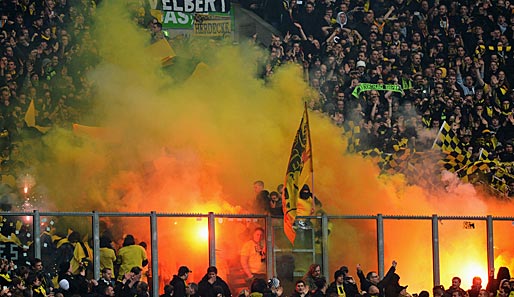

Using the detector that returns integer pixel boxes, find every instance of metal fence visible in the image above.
[1,211,513,297]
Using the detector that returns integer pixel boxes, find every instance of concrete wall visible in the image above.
[232,3,281,48]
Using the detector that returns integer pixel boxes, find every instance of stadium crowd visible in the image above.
[0,0,513,295]
[0,0,511,211]
[245,0,514,196]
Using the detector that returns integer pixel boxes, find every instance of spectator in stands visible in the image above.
[303,264,323,293]
[445,277,466,297]
[69,231,92,275]
[99,235,116,272]
[468,277,482,297]
[27,272,46,297]
[292,279,311,297]
[96,267,115,294]
[187,282,199,297]
[339,266,359,297]
[240,227,266,282]
[327,270,345,297]
[384,272,408,297]
[30,258,53,293]
[198,266,231,297]
[253,180,270,213]
[116,234,148,281]
[115,266,144,297]
[170,266,192,297]
[357,261,397,297]
[312,277,328,297]
[268,191,283,216]
[160,284,174,297]
[57,261,89,297]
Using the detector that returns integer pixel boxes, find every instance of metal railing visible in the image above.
[2,211,512,297]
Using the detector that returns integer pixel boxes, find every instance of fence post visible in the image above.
[377,214,384,279]
[92,211,100,280]
[432,214,440,286]
[322,213,329,279]
[266,215,273,278]
[208,212,216,267]
[33,210,41,259]
[486,215,494,278]
[150,211,159,297]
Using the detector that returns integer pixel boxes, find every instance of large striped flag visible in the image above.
[282,104,312,244]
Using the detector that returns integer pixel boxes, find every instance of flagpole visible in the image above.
[478,148,484,160]
[304,102,315,213]
[431,121,447,150]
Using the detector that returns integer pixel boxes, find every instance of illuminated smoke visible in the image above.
[18,0,514,293]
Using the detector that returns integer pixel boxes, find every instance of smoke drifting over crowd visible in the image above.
[19,1,514,293]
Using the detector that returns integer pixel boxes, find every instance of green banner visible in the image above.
[151,8,233,30]
[162,11,195,29]
[351,83,403,98]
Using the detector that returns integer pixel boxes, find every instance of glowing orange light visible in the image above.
[460,261,488,288]
[24,186,28,194]
[198,225,209,241]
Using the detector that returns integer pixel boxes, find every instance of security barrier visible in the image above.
[0,211,512,297]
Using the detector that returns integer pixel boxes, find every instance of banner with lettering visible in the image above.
[193,18,231,37]
[161,0,230,13]
[351,83,404,98]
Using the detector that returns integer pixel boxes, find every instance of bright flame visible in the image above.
[198,226,209,241]
[460,261,488,289]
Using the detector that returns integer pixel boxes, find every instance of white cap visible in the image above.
[356,60,366,68]
[59,279,70,291]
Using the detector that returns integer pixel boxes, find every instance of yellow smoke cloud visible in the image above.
[19,0,514,293]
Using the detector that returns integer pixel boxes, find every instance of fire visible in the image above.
[198,225,209,241]
[459,261,488,289]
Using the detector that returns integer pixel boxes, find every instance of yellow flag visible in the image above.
[72,123,120,142]
[145,38,176,66]
[187,62,210,82]
[24,100,51,133]
[282,105,312,244]
[24,99,36,127]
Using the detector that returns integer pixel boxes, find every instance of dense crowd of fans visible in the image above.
[244,0,514,196]
[0,217,513,297]
[267,262,514,297]
[0,0,512,205]
[0,0,513,295]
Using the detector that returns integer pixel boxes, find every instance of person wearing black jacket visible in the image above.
[198,266,231,297]
[115,266,143,297]
[56,261,89,297]
[170,266,192,297]
[356,261,398,297]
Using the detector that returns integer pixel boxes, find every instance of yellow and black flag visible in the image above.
[433,121,464,154]
[282,104,312,244]
[439,150,472,173]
